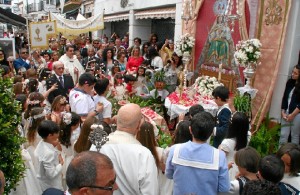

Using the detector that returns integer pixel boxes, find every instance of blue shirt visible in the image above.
[166,141,230,195]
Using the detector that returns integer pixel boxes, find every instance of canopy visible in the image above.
[135,7,176,20]
[0,8,26,27]
[50,13,104,36]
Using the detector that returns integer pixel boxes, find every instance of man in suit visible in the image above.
[82,46,101,69]
[13,48,31,72]
[46,61,74,104]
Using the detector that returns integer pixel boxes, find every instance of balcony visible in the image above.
[63,0,81,13]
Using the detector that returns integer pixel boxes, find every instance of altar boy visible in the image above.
[212,86,231,148]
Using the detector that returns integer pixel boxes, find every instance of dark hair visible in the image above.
[276,143,298,158]
[293,64,300,100]
[149,33,158,43]
[276,143,300,176]
[173,120,192,144]
[66,151,114,192]
[142,42,150,56]
[190,112,215,141]
[212,86,229,101]
[124,74,137,83]
[286,147,300,176]
[59,112,81,147]
[38,120,60,139]
[258,155,284,183]
[94,78,110,95]
[227,112,249,151]
[136,66,146,77]
[66,45,75,52]
[189,104,204,118]
[15,94,27,112]
[38,68,51,82]
[147,46,159,59]
[134,37,141,45]
[136,121,160,167]
[102,47,114,61]
[78,73,97,86]
[242,180,281,195]
[27,78,39,93]
[235,146,260,173]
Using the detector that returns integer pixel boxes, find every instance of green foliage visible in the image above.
[157,127,172,149]
[249,113,281,157]
[0,75,25,194]
[154,70,165,82]
[127,95,164,116]
[233,92,251,116]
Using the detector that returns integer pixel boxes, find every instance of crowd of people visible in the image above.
[0,32,299,195]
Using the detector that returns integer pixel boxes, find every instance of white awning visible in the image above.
[104,13,129,22]
[135,7,176,20]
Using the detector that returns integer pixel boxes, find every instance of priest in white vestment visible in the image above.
[59,45,84,84]
[90,103,159,195]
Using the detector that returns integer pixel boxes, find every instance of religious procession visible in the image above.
[0,0,299,194]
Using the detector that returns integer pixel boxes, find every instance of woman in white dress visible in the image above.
[59,112,81,190]
[219,112,250,180]
[137,121,173,195]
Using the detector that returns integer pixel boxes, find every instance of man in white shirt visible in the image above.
[90,103,159,195]
[69,73,102,120]
[59,45,84,84]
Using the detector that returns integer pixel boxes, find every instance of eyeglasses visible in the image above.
[21,52,28,54]
[80,175,116,191]
[93,42,100,44]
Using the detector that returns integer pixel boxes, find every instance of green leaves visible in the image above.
[0,75,25,194]
[249,113,281,157]
[233,92,252,117]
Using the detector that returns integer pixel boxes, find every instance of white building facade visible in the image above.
[93,0,183,46]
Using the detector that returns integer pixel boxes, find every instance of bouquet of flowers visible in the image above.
[175,33,195,56]
[194,76,223,98]
[234,38,262,67]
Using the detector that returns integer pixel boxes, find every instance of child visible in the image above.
[113,73,126,100]
[124,74,137,97]
[135,66,148,95]
[34,120,64,192]
[212,86,231,148]
[59,112,81,190]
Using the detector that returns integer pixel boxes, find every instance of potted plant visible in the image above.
[233,92,252,117]
[0,72,25,194]
[154,70,165,90]
[249,113,281,157]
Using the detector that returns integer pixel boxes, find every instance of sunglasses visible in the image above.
[21,52,28,54]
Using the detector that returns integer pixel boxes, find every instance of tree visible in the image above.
[0,73,25,194]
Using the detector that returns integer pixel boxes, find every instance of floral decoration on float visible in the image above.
[234,38,262,68]
[175,33,195,57]
[193,76,223,99]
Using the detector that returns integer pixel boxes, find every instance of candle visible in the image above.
[218,64,222,81]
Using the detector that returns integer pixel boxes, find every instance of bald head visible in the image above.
[117,103,142,134]
[66,151,113,192]
[0,170,5,195]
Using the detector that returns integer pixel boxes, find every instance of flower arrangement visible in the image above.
[234,38,262,67]
[194,76,223,98]
[175,33,195,56]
